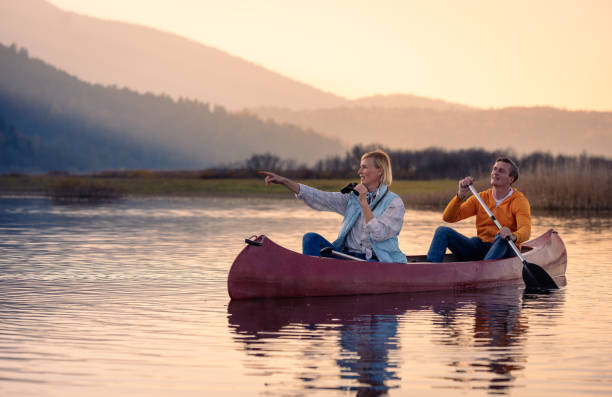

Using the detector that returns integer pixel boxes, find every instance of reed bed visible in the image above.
[399,163,612,211]
[517,163,611,210]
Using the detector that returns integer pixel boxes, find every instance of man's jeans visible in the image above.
[302,232,375,261]
[426,226,513,262]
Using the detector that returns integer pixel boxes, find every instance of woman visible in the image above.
[260,149,406,263]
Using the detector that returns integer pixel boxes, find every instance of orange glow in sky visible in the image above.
[47,0,612,110]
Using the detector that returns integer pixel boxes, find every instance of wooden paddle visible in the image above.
[468,184,559,290]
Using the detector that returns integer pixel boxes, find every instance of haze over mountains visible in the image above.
[0,1,484,111]
[248,106,612,156]
[1,0,611,170]
[0,44,341,172]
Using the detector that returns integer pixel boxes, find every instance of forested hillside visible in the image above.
[0,44,342,173]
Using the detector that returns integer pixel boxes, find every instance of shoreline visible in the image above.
[1,191,609,219]
[1,175,610,213]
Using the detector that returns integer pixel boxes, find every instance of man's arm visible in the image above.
[442,176,479,222]
[512,196,531,243]
[442,194,479,223]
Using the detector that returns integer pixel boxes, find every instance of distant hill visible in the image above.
[247,106,612,157]
[0,44,342,173]
[0,0,348,110]
[349,94,474,111]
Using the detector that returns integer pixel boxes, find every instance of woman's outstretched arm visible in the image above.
[258,171,300,194]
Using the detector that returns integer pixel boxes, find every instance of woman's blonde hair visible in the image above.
[362,149,393,186]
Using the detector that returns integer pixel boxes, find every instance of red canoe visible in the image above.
[227,229,567,300]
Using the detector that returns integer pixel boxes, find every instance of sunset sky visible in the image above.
[47,0,611,111]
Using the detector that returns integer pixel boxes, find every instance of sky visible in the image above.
[47,0,612,111]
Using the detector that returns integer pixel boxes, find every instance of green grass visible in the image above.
[0,174,48,194]
[1,172,610,211]
[0,175,454,199]
[0,174,467,210]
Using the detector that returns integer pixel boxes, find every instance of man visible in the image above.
[426,158,530,262]
[260,149,406,263]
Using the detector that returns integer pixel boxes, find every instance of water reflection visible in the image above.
[228,286,566,395]
[431,287,564,394]
[473,297,527,393]
[228,293,404,395]
[336,313,399,396]
[432,288,527,394]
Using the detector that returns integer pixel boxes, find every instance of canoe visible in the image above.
[227,229,567,300]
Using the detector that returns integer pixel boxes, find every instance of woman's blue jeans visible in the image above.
[302,232,375,261]
[426,226,512,262]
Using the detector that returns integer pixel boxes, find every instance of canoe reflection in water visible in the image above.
[227,285,565,395]
[228,292,403,396]
[430,286,564,393]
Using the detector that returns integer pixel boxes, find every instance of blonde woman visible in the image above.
[260,150,406,263]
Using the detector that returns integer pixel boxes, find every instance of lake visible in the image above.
[0,197,611,396]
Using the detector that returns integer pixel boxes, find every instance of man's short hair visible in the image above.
[496,157,519,184]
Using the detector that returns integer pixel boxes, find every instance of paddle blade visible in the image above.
[522,261,559,290]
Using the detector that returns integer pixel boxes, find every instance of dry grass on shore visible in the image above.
[517,164,611,210]
[400,163,611,211]
[46,177,125,202]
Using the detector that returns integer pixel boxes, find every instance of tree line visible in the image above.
[203,144,612,180]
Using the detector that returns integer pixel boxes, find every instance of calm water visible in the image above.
[0,197,611,396]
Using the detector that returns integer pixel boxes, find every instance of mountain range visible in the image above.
[0,44,341,172]
[247,106,612,156]
[1,0,610,171]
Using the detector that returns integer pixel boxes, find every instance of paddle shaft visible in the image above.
[467,184,525,262]
[319,246,367,261]
[329,250,367,261]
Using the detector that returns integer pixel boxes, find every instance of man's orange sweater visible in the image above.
[442,188,531,248]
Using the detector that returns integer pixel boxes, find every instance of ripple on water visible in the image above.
[0,197,611,396]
